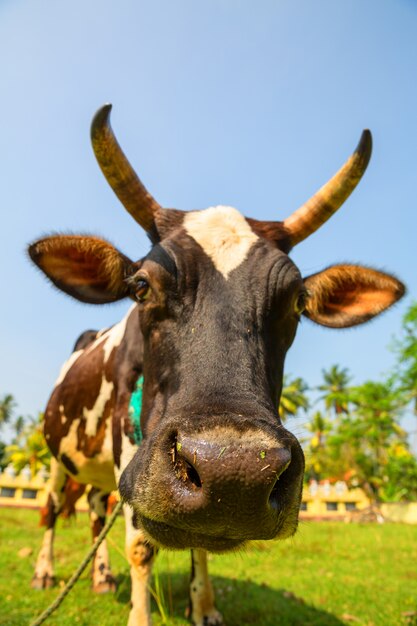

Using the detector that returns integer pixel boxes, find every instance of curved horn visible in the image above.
[91,104,161,233]
[283,130,372,246]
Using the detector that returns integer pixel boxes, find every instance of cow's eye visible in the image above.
[295,291,307,316]
[135,279,151,303]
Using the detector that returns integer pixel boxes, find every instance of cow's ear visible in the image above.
[302,264,405,328]
[28,235,135,304]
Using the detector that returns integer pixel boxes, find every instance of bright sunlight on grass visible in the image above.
[1,508,416,626]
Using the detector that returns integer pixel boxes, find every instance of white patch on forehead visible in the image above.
[184,205,258,278]
[83,376,114,437]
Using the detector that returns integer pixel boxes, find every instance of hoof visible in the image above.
[92,576,117,594]
[189,610,224,626]
[31,574,56,590]
[201,613,224,626]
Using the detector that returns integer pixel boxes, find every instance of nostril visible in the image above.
[170,437,202,490]
[184,460,202,488]
[268,478,281,512]
[268,452,291,512]
[174,456,202,489]
[170,433,202,490]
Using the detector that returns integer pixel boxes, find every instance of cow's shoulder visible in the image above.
[44,305,141,461]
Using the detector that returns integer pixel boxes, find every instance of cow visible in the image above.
[28,104,405,626]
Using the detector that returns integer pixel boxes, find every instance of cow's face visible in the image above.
[132,207,304,417]
[28,105,405,551]
[122,210,306,550]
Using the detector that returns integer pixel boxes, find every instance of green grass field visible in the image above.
[1,508,416,626]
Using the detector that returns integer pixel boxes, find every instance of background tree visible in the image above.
[279,375,309,422]
[318,365,352,417]
[379,441,417,502]
[0,394,17,470]
[324,380,416,503]
[0,441,7,471]
[0,394,16,430]
[304,411,333,482]
[391,301,417,449]
[13,415,26,438]
[6,413,50,477]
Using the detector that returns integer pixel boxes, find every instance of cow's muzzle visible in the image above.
[119,417,304,551]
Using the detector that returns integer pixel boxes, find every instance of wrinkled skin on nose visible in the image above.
[119,417,304,552]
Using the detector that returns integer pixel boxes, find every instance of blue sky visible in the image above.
[1,1,416,439]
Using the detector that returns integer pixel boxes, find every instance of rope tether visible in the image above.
[30,500,123,626]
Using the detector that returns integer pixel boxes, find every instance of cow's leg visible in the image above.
[115,412,157,626]
[124,504,156,626]
[88,487,117,593]
[188,549,223,626]
[31,458,67,589]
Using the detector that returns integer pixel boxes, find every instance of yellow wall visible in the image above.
[380,502,417,524]
[0,468,89,512]
[301,481,370,519]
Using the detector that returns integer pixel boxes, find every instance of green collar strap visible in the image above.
[128,375,144,445]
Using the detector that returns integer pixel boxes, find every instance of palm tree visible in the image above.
[6,413,50,477]
[391,301,417,449]
[304,410,332,481]
[329,380,406,504]
[279,375,309,422]
[0,394,16,430]
[306,410,331,448]
[13,415,26,437]
[318,365,352,416]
